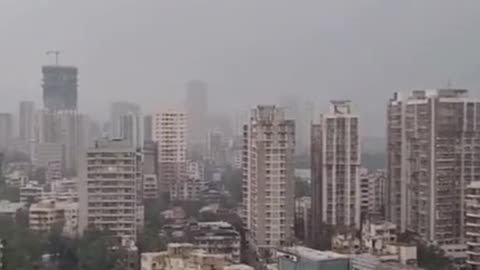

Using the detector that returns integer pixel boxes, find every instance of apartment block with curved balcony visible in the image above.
[466,182,480,269]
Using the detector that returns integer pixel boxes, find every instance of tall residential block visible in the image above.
[110,101,142,147]
[79,139,142,241]
[34,109,88,174]
[466,181,480,269]
[42,65,78,111]
[143,141,159,200]
[0,113,13,151]
[57,111,89,174]
[386,89,480,245]
[19,101,35,144]
[242,105,295,249]
[185,80,208,153]
[206,130,226,166]
[152,109,187,198]
[311,100,360,244]
[144,114,153,142]
[359,169,386,220]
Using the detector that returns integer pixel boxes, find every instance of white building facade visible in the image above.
[387,89,480,245]
[79,139,142,241]
[242,105,295,249]
[152,109,187,199]
[311,100,361,238]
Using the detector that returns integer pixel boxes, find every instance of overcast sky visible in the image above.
[1,0,479,136]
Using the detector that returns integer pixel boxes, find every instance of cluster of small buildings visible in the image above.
[141,243,252,270]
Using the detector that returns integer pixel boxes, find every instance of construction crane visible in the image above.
[46,50,60,65]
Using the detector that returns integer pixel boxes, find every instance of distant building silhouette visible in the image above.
[0,113,13,152]
[185,80,208,155]
[109,101,142,147]
[42,65,78,111]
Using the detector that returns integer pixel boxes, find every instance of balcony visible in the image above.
[467,212,480,218]
[467,260,480,266]
[467,250,480,256]
[467,231,480,236]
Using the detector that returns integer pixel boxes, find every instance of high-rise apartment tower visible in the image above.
[311,100,361,246]
[242,105,295,250]
[386,89,480,245]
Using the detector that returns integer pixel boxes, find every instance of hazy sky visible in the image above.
[1,0,479,135]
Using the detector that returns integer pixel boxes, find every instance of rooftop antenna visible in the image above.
[46,50,60,65]
[447,79,452,89]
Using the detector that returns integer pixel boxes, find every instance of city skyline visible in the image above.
[1,2,480,270]
[2,1,480,136]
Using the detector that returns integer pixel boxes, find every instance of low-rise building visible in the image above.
[161,207,186,222]
[440,244,467,270]
[20,182,43,204]
[351,253,421,270]
[5,171,28,188]
[223,265,254,270]
[62,202,79,237]
[276,246,349,270]
[140,243,230,270]
[191,221,241,263]
[362,220,397,253]
[332,230,361,254]
[115,239,139,270]
[29,200,65,232]
[0,200,25,220]
[29,200,78,235]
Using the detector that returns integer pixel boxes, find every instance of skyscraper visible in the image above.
[466,181,480,269]
[119,114,139,148]
[142,141,159,200]
[34,109,88,174]
[42,65,78,111]
[79,139,142,241]
[206,130,226,166]
[19,101,35,144]
[185,80,208,154]
[143,114,152,142]
[152,109,187,198]
[311,100,361,243]
[0,113,13,151]
[280,96,315,155]
[110,102,142,147]
[242,105,295,250]
[386,89,480,245]
[57,111,89,174]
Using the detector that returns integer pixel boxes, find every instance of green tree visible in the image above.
[0,217,44,270]
[417,244,451,270]
[138,197,168,253]
[77,230,125,270]
[0,185,20,202]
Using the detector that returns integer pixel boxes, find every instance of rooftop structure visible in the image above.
[141,243,230,270]
[0,200,25,219]
[276,246,349,270]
